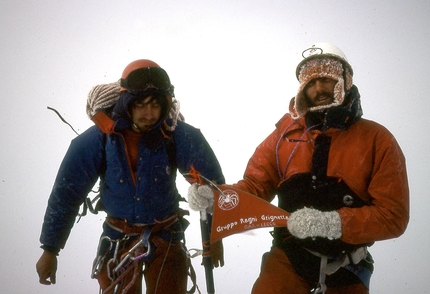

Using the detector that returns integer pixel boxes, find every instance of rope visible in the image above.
[153,237,173,294]
[276,122,320,180]
[164,97,185,132]
[86,81,121,118]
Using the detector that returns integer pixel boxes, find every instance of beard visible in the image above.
[312,92,334,106]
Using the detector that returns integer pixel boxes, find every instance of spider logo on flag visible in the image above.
[218,190,239,211]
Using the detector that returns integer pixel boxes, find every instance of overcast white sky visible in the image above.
[1,0,429,293]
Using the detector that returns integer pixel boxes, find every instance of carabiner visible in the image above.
[187,248,203,258]
[312,283,327,294]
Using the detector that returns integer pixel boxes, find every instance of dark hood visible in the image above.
[305,85,363,132]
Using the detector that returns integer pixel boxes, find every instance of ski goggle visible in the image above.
[120,67,171,93]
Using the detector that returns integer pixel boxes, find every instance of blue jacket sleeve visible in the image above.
[39,126,105,251]
[174,121,225,185]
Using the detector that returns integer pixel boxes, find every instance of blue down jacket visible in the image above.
[40,118,225,251]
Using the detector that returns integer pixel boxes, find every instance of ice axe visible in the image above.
[199,211,215,294]
[185,167,224,294]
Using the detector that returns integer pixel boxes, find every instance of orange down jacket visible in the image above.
[234,112,409,246]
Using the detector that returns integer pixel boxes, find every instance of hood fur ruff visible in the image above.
[290,58,353,119]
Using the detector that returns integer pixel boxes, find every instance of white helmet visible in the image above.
[296,42,353,79]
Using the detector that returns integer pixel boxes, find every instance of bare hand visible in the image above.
[36,250,58,285]
[211,240,225,268]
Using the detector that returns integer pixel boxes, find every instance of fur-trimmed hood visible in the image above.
[289,85,363,132]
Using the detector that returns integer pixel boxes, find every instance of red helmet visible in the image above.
[119,59,173,125]
[119,59,172,95]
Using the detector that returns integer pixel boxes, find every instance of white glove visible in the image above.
[187,183,214,213]
[287,207,342,240]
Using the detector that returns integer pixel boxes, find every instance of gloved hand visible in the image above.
[211,239,225,268]
[287,207,342,240]
[187,183,214,213]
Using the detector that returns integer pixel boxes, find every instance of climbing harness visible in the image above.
[92,212,201,294]
[308,246,368,294]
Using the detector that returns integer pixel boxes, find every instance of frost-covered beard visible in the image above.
[290,58,353,119]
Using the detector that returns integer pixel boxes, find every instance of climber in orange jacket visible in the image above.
[188,42,409,294]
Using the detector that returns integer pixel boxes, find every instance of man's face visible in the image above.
[304,77,337,107]
[130,96,162,132]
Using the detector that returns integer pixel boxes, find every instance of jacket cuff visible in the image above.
[40,245,60,256]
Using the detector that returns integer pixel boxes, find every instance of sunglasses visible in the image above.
[120,67,171,93]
